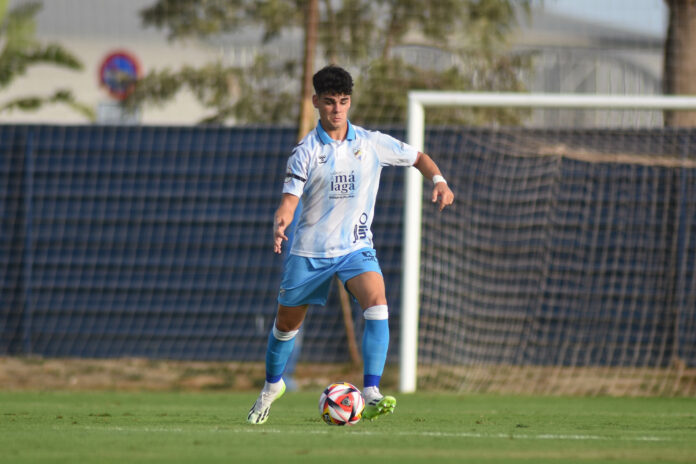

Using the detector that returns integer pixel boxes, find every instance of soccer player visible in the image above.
[247,65,454,425]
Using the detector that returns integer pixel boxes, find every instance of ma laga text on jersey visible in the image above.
[330,171,356,198]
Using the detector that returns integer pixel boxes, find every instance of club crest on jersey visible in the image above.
[353,148,362,160]
[329,171,356,199]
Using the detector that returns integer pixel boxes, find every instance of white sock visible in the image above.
[363,386,381,400]
[263,379,284,393]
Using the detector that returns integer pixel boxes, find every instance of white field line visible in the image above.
[246,429,671,442]
[73,426,672,442]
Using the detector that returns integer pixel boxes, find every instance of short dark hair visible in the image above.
[313,65,353,96]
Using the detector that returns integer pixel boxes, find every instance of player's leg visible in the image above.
[341,252,396,420]
[282,328,303,391]
[248,303,307,425]
[345,270,388,387]
[248,254,333,425]
[266,304,308,385]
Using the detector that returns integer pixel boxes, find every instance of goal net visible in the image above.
[404,92,696,396]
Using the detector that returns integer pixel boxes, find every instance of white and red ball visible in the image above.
[318,382,365,426]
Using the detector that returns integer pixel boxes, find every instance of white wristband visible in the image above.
[432,175,447,185]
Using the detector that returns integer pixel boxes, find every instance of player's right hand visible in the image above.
[273,217,288,254]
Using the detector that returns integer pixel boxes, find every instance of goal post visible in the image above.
[400,91,696,394]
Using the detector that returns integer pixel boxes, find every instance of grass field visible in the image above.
[0,391,694,463]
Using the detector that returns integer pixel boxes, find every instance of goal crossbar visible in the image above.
[400,91,696,393]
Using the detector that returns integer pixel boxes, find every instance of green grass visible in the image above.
[0,391,694,463]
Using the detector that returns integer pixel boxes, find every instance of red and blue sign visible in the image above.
[99,50,141,100]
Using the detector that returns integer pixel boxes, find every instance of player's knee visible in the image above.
[275,304,307,333]
[358,293,387,310]
[272,321,299,341]
[363,305,388,320]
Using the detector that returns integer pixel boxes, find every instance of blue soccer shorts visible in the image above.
[277,247,383,307]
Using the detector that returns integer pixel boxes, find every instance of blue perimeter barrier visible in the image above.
[0,125,694,367]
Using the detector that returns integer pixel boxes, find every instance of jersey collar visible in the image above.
[316,120,356,145]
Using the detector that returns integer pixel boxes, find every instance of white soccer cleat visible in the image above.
[362,386,396,421]
[247,379,286,425]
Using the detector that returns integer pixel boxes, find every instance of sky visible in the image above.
[543,0,668,37]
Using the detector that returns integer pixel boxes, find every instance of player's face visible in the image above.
[313,93,351,132]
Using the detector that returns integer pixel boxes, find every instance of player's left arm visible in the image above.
[413,152,454,211]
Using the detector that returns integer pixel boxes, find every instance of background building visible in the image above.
[0,0,668,126]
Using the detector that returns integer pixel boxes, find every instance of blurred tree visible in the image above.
[329,0,532,126]
[128,0,531,125]
[663,0,696,127]
[0,0,93,120]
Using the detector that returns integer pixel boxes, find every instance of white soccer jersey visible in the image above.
[282,121,419,258]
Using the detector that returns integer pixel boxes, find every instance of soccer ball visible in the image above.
[318,382,365,426]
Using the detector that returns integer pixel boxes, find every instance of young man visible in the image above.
[247,65,454,425]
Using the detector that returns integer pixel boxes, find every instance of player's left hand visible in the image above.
[432,183,454,211]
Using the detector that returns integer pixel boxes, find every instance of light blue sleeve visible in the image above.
[370,130,419,167]
[282,146,310,197]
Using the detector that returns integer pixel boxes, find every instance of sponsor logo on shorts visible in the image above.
[361,250,376,262]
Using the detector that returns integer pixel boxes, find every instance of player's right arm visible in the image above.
[276,141,310,253]
[273,193,300,254]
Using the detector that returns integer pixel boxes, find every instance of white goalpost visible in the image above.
[400,91,696,393]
